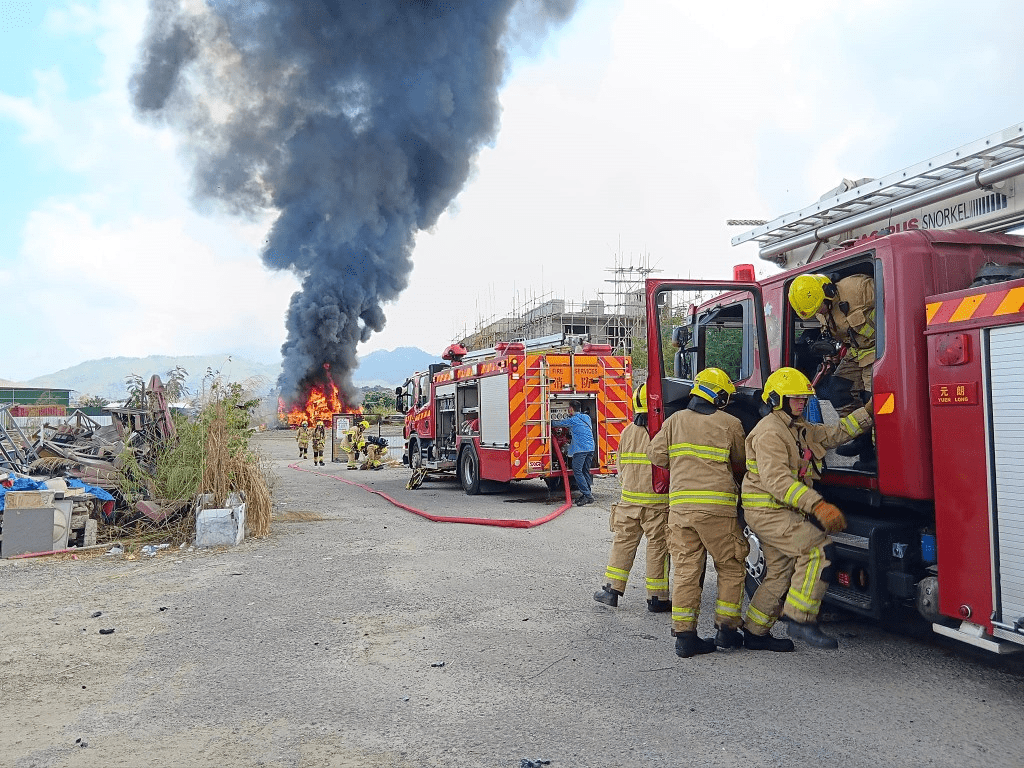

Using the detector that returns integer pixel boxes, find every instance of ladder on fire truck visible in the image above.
[734,122,1024,266]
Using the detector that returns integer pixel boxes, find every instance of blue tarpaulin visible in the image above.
[0,476,114,510]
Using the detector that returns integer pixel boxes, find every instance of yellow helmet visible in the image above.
[359,420,370,430]
[301,420,308,427]
[632,384,648,414]
[762,367,815,411]
[788,274,836,320]
[692,367,736,408]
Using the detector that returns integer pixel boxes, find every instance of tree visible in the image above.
[362,388,396,414]
[77,394,110,408]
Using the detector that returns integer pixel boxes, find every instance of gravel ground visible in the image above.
[2,428,1023,768]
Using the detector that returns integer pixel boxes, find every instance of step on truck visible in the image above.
[645,122,1024,652]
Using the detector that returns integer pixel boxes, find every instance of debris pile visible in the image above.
[0,375,271,558]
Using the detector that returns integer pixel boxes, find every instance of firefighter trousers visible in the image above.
[742,505,831,632]
[668,511,749,633]
[833,354,872,418]
[603,502,670,600]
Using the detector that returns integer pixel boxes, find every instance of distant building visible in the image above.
[460,295,645,356]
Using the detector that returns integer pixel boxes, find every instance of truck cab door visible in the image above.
[644,278,770,492]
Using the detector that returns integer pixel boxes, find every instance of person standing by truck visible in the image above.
[593,385,671,613]
[553,400,596,506]
[647,368,748,658]
[741,367,873,650]
[788,273,876,470]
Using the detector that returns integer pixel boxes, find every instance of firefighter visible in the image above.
[343,420,367,469]
[647,368,748,658]
[741,367,873,650]
[788,272,876,470]
[593,385,671,613]
[296,420,310,459]
[359,432,387,470]
[312,421,327,466]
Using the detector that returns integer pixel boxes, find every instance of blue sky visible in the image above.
[3,0,1024,382]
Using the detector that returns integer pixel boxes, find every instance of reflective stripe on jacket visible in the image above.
[646,408,745,517]
[742,407,872,515]
[615,422,668,509]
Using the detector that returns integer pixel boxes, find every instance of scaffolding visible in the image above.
[459,254,659,357]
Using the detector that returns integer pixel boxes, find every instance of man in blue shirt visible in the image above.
[554,401,596,506]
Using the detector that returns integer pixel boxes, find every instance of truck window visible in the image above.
[700,301,752,380]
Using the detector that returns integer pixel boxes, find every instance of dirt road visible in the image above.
[3,429,1022,767]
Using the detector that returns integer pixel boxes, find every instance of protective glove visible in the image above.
[811,500,847,533]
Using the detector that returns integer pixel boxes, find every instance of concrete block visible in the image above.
[195,501,246,548]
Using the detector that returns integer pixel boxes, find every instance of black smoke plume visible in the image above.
[130,0,577,406]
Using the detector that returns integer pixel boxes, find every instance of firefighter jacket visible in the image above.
[296,426,310,447]
[615,422,668,510]
[646,408,746,517]
[817,274,876,366]
[741,406,872,515]
[312,425,326,451]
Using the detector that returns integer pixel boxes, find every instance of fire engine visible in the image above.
[645,122,1024,652]
[396,334,632,494]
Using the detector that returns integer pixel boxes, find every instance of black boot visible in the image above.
[852,445,877,473]
[675,631,716,658]
[836,432,871,457]
[787,621,839,649]
[593,584,622,607]
[646,596,672,613]
[742,628,795,652]
[714,626,744,649]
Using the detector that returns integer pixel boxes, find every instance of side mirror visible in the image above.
[671,325,691,349]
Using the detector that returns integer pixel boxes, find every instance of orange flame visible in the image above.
[277,365,359,427]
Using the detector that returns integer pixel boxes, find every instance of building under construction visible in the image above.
[458,260,657,356]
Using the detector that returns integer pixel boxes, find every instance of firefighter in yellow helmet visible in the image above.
[647,368,748,658]
[788,272,876,470]
[311,421,327,466]
[342,419,367,470]
[296,420,310,459]
[593,384,671,612]
[740,367,873,650]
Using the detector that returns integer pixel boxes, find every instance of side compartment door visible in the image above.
[644,278,770,492]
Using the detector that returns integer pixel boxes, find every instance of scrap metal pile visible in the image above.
[0,375,178,522]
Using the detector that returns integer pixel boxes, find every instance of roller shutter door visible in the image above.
[988,324,1024,628]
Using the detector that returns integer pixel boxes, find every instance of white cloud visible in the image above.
[5,0,1024,380]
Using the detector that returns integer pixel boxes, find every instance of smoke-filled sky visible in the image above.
[3,0,1024,387]
[129,0,577,403]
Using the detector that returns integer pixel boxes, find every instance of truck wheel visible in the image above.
[743,524,768,599]
[460,445,481,495]
[543,475,578,492]
[408,437,423,469]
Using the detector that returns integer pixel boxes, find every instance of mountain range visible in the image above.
[5,347,438,400]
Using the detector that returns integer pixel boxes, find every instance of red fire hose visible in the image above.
[289,438,576,528]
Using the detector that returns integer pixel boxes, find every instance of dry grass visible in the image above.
[275,510,326,523]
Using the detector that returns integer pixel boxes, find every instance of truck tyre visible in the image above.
[408,437,423,470]
[543,475,578,492]
[460,445,481,495]
[743,524,768,599]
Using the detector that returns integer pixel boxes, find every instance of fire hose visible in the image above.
[290,437,576,528]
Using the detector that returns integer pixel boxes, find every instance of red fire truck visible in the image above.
[645,122,1024,652]
[397,335,632,494]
